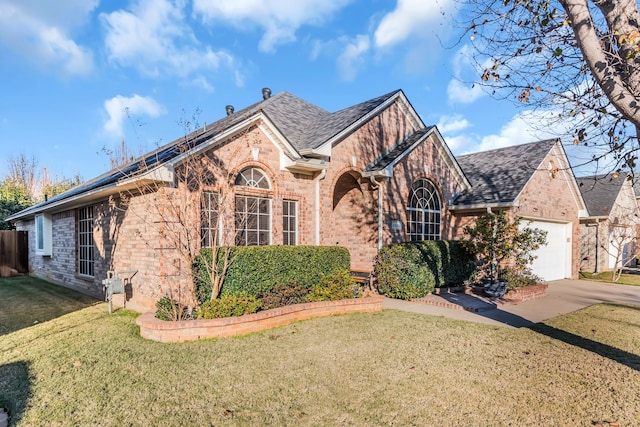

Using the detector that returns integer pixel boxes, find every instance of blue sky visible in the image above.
[0,0,590,182]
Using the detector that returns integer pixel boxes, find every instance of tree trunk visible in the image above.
[560,0,640,129]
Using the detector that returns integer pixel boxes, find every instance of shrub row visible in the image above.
[374,240,475,300]
[192,270,360,319]
[193,245,350,303]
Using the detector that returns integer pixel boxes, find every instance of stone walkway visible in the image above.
[411,288,511,312]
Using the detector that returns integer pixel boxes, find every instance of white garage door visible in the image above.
[526,220,571,282]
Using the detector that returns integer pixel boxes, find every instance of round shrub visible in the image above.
[196,293,262,319]
[374,244,435,299]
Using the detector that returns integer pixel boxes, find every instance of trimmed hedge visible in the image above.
[194,245,350,301]
[413,240,476,287]
[375,244,435,299]
[374,240,475,299]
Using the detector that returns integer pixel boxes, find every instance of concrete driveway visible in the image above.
[382,279,640,328]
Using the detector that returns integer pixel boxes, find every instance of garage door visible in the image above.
[525,220,571,281]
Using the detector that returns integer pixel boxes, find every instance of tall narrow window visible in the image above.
[35,213,52,256]
[283,200,298,245]
[235,167,272,246]
[78,206,94,277]
[201,191,219,247]
[407,179,441,241]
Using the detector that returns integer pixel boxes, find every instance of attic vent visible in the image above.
[226,105,234,116]
[262,87,271,100]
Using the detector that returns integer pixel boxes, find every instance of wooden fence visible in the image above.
[0,230,28,275]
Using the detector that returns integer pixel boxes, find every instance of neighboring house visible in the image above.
[577,173,640,273]
[451,140,588,281]
[7,89,585,310]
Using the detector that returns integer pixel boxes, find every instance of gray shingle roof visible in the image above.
[8,89,404,220]
[453,139,558,207]
[365,127,434,173]
[576,173,628,217]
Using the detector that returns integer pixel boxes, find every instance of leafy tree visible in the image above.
[0,182,31,230]
[0,155,83,228]
[458,0,640,173]
[463,211,548,282]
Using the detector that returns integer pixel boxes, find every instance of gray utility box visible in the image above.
[102,270,137,313]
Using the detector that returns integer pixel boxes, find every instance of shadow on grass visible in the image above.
[0,361,31,425]
[0,276,100,336]
[476,304,640,372]
[528,322,640,372]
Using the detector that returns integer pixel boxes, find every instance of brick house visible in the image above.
[577,173,640,273]
[7,89,585,310]
[450,139,587,281]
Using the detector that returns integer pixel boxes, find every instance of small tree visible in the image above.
[463,211,548,282]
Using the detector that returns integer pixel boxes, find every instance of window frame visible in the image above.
[234,195,272,246]
[406,178,442,241]
[35,213,52,256]
[201,191,220,248]
[282,199,298,245]
[77,206,95,277]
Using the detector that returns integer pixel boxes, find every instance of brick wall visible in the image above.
[14,98,472,309]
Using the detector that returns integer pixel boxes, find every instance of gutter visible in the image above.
[448,201,516,212]
[313,169,327,245]
[369,176,384,250]
[6,165,175,222]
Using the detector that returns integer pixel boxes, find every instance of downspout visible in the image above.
[313,169,327,245]
[369,176,384,250]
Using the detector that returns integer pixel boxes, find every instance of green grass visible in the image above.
[580,270,640,286]
[0,276,98,336]
[1,276,639,426]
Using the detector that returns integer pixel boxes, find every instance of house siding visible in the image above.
[579,180,639,273]
[16,210,104,298]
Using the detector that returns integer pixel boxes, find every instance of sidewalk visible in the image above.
[382,279,640,328]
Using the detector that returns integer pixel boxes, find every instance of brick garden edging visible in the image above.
[136,296,384,343]
[503,283,548,302]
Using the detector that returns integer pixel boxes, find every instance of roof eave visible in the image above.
[449,201,517,212]
[6,166,175,222]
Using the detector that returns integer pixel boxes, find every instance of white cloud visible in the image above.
[0,0,95,75]
[190,75,215,93]
[101,0,236,80]
[437,115,471,134]
[337,35,370,81]
[193,0,351,53]
[103,94,166,138]
[447,80,485,105]
[474,109,564,152]
[373,0,455,48]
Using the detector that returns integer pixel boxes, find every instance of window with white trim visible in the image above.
[282,200,298,245]
[35,213,52,256]
[234,167,271,246]
[201,191,219,248]
[407,179,441,241]
[77,206,94,277]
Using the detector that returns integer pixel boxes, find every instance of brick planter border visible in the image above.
[136,296,384,343]
[504,283,548,302]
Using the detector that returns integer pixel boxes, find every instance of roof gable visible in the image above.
[453,139,558,207]
[576,173,631,217]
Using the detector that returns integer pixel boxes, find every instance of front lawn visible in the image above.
[0,276,98,336]
[580,270,640,286]
[1,276,639,426]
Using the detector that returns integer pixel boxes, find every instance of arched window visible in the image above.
[407,179,441,241]
[235,167,271,245]
[235,167,270,189]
